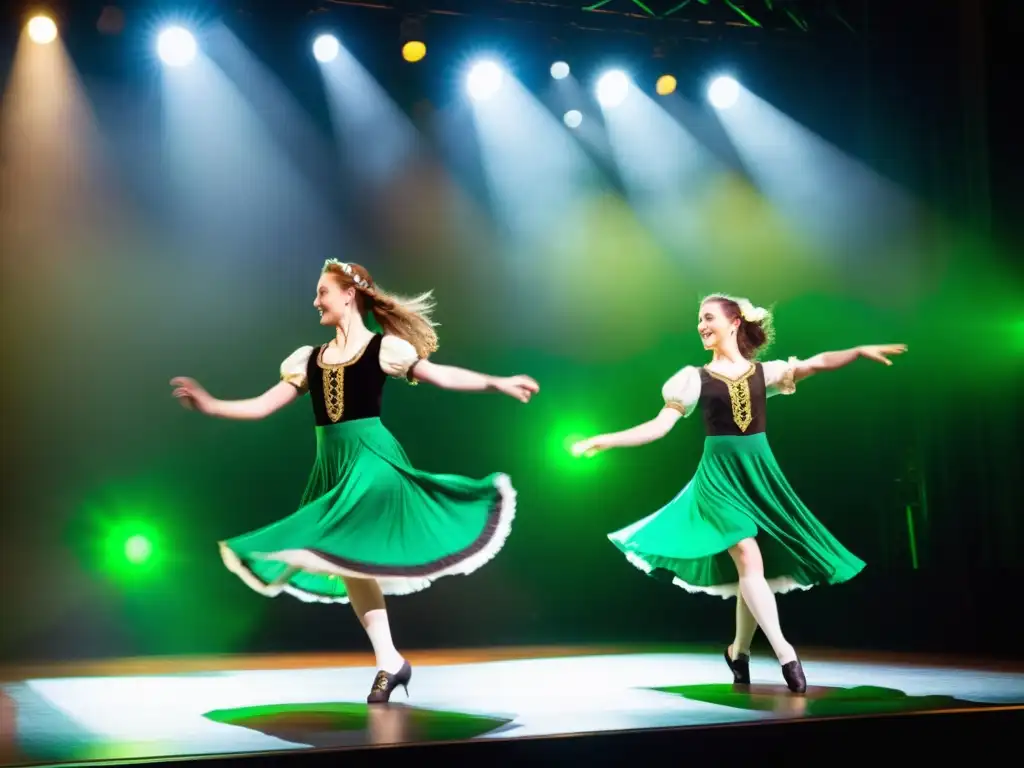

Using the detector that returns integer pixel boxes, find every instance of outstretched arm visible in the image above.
[170,345,313,421]
[410,359,539,402]
[410,359,496,392]
[791,344,907,383]
[573,407,682,456]
[171,378,300,420]
[572,364,699,457]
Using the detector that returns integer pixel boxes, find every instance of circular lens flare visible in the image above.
[467,60,504,102]
[402,40,426,62]
[157,26,197,67]
[550,61,570,79]
[313,34,339,63]
[563,110,583,129]
[708,75,740,109]
[124,534,153,564]
[596,70,630,108]
[27,15,58,44]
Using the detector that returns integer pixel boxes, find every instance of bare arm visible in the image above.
[409,358,539,402]
[575,407,683,455]
[410,358,497,392]
[172,377,301,420]
[791,344,906,383]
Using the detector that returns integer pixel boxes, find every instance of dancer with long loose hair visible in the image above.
[171,260,538,703]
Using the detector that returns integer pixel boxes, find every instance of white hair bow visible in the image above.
[738,299,767,323]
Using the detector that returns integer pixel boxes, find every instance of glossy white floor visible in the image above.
[3,648,1023,766]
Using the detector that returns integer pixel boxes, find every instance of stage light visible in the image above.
[563,110,582,129]
[157,26,196,67]
[655,74,677,96]
[124,534,153,564]
[708,75,739,109]
[402,40,426,63]
[100,519,163,577]
[313,34,339,63]
[595,70,630,108]
[466,60,504,102]
[27,14,58,44]
[550,61,570,79]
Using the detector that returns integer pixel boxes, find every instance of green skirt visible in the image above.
[608,433,864,598]
[219,417,516,604]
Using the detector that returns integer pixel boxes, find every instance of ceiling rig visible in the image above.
[302,0,861,38]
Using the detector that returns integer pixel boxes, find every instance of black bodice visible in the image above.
[305,335,388,426]
[698,363,768,437]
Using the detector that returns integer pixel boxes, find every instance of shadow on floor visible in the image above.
[652,683,997,717]
[204,702,512,747]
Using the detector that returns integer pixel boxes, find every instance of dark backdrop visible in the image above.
[0,0,1019,663]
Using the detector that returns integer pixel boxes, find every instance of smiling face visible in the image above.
[697,300,740,351]
[313,273,355,326]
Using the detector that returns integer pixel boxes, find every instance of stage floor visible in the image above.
[2,645,1023,766]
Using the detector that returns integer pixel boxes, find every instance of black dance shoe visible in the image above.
[367,661,412,704]
[724,647,751,685]
[781,658,807,694]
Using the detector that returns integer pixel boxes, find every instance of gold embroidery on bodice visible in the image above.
[705,364,756,432]
[318,338,374,423]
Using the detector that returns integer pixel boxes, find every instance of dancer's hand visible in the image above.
[570,436,607,458]
[493,375,539,403]
[857,344,907,366]
[170,376,216,414]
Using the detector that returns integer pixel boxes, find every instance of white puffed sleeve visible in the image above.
[280,346,314,394]
[379,335,421,381]
[763,357,800,398]
[661,366,701,417]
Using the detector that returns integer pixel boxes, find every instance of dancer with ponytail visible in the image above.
[170,260,538,703]
[571,294,905,692]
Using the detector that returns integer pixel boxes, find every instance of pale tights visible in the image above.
[343,577,406,674]
[727,538,797,666]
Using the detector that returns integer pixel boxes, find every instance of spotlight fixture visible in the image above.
[400,16,427,63]
[402,41,426,63]
[26,14,58,44]
[313,34,339,63]
[157,26,197,67]
[595,70,630,108]
[655,75,677,96]
[707,75,740,109]
[466,60,504,102]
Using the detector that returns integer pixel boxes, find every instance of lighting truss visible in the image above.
[308,0,861,37]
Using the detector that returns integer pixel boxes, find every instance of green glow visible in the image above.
[550,417,603,469]
[100,519,163,575]
[124,534,153,564]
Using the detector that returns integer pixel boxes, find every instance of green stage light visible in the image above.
[123,534,153,564]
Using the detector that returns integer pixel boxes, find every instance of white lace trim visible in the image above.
[622,550,814,599]
[219,473,516,605]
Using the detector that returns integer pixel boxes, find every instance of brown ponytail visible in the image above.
[703,294,775,360]
[322,260,439,358]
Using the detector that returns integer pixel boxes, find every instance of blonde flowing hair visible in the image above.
[322,260,439,358]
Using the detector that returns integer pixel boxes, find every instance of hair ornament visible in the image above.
[324,258,371,291]
[737,298,768,324]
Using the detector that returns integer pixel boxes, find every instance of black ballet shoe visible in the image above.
[367,661,412,704]
[781,658,807,694]
[724,647,751,685]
